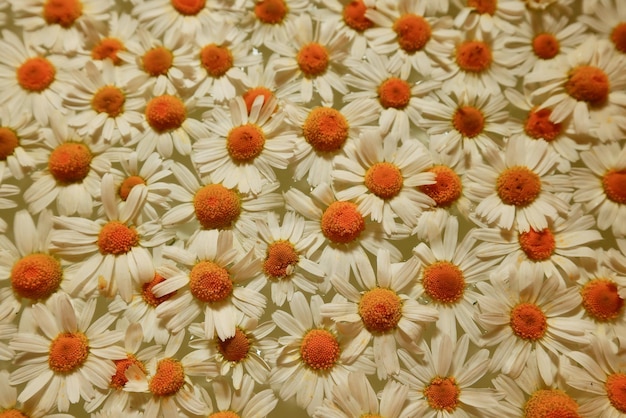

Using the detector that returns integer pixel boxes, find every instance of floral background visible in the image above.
[1,0,626,417]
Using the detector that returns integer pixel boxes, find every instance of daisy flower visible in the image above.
[525,37,626,139]
[188,312,276,390]
[23,113,130,217]
[0,30,78,127]
[343,49,440,146]
[268,292,376,415]
[313,372,412,418]
[572,142,626,237]
[475,262,593,379]
[82,12,140,68]
[579,0,626,55]
[332,131,436,235]
[160,161,283,248]
[254,211,326,306]
[153,229,266,340]
[123,329,217,418]
[9,292,125,412]
[285,99,377,187]
[395,333,502,418]
[417,89,513,164]
[199,375,278,418]
[364,0,459,77]
[193,95,294,195]
[0,370,74,418]
[10,0,113,53]
[284,182,403,289]
[452,0,525,34]
[321,249,439,379]
[473,203,602,282]
[412,215,499,345]
[50,173,174,302]
[465,135,570,232]
[268,13,350,104]
[64,60,145,145]
[0,107,41,182]
[244,0,310,47]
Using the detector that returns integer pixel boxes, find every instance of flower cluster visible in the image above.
[1,0,626,417]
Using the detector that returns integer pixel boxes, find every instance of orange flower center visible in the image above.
[518,228,555,261]
[602,170,626,204]
[0,127,19,160]
[145,95,186,133]
[149,358,185,397]
[91,38,124,65]
[422,261,465,304]
[300,329,340,371]
[533,33,560,60]
[581,279,624,322]
[611,22,626,53]
[358,288,402,333]
[456,41,492,73]
[142,274,176,307]
[565,65,609,106]
[111,354,147,390]
[0,409,30,418]
[393,14,431,53]
[91,85,125,117]
[496,166,541,207]
[200,44,234,78]
[302,107,350,153]
[217,328,250,362]
[378,77,411,109]
[209,412,240,418]
[48,332,89,373]
[420,165,462,207]
[525,107,562,141]
[48,142,92,184]
[297,43,329,78]
[97,221,139,255]
[171,0,205,15]
[606,373,626,413]
[227,124,266,162]
[16,57,56,92]
[360,415,383,418]
[43,0,83,28]
[364,162,404,199]
[343,0,373,32]
[321,201,365,244]
[11,253,62,300]
[263,240,299,279]
[510,302,547,341]
[254,0,288,24]
[143,46,174,77]
[119,175,146,201]
[243,87,274,114]
[424,377,460,412]
[193,184,241,229]
[452,106,484,138]
[189,261,233,303]
[468,0,497,14]
[524,389,580,418]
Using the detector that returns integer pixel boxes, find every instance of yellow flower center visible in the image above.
[343,0,373,32]
[302,107,350,153]
[91,38,124,65]
[602,170,626,204]
[111,354,147,390]
[142,274,176,307]
[254,0,288,24]
[193,184,241,230]
[533,33,560,60]
[420,165,462,208]
[43,0,83,28]
[0,127,19,161]
[200,44,234,78]
[496,166,541,207]
[243,87,274,114]
[189,261,233,303]
[97,221,139,255]
[611,22,626,53]
[422,261,465,304]
[565,66,609,106]
[0,409,30,418]
[227,124,266,162]
[297,43,329,78]
[606,373,626,413]
[378,77,411,109]
[149,358,185,397]
[145,95,186,133]
[48,332,89,373]
[424,377,460,412]
[142,46,174,77]
[393,14,431,53]
[452,106,484,138]
[17,57,56,92]
[300,329,340,371]
[524,389,580,418]
[525,107,562,141]
[263,240,299,279]
[171,0,205,15]
[11,254,62,300]
[518,228,555,261]
[581,279,624,322]
[456,41,492,73]
[468,0,497,14]
[217,328,250,362]
[510,302,547,341]
[321,201,365,244]
[364,162,404,199]
[209,412,240,418]
[48,142,92,184]
[358,288,402,333]
[91,85,125,117]
[119,175,146,201]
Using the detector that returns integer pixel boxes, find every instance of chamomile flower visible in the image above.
[452,0,525,34]
[23,114,131,217]
[188,312,275,389]
[284,182,403,289]
[244,0,310,47]
[395,333,501,418]
[153,229,266,340]
[0,107,41,182]
[254,211,325,306]
[572,142,626,237]
[199,375,279,418]
[475,263,593,379]
[579,0,626,55]
[9,293,125,413]
[466,135,570,232]
[473,203,602,282]
[321,249,439,379]
[0,370,73,418]
[332,131,436,235]
[268,292,376,415]
[10,0,113,53]
[64,60,145,145]
[193,95,294,195]
[50,174,174,302]
[83,12,140,68]
[268,13,351,104]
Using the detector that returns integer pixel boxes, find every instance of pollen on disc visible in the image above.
[97,221,139,255]
[393,14,431,53]
[532,33,560,60]
[581,279,624,321]
[200,44,234,78]
[358,288,402,333]
[11,253,62,300]
[189,261,233,303]
[525,107,562,141]
[217,328,250,362]
[509,302,547,341]
[91,38,125,65]
[111,354,147,389]
[300,329,340,371]
[364,162,404,199]
[424,377,460,412]
[611,22,626,53]
[343,0,373,32]
[48,142,92,184]
[227,124,266,162]
[452,106,484,138]
[171,0,206,15]
[302,107,350,153]
[606,373,626,413]
[518,228,555,261]
[496,166,541,207]
[602,170,626,204]
[16,57,56,92]
[143,46,173,77]
[263,240,299,279]
[422,261,465,304]
[142,274,176,307]
[43,0,83,28]
[193,184,241,230]
[565,65,609,106]
[255,0,288,24]
[467,0,496,15]
[0,408,30,418]
[149,358,185,397]
[420,165,462,208]
[119,175,146,201]
[243,87,273,114]
[320,201,365,244]
[456,41,492,73]
[91,85,125,117]
[145,95,186,133]
[48,332,89,373]
[0,127,19,160]
[523,389,580,418]
[378,77,411,109]
[297,43,329,78]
